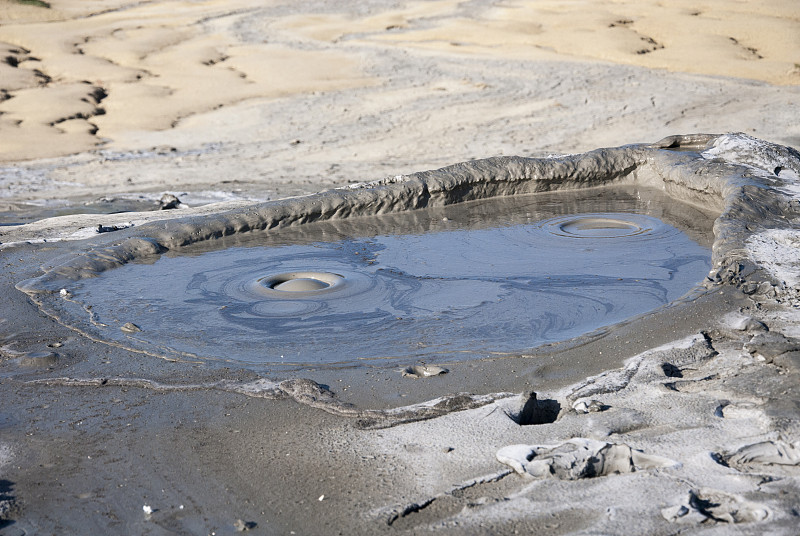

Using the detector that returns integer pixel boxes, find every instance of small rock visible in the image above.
[159,193,182,210]
[19,351,58,368]
[662,489,770,524]
[572,399,607,414]
[121,322,142,333]
[233,519,256,532]
[745,332,800,363]
[756,281,774,296]
[153,145,177,155]
[773,351,800,372]
[497,438,675,479]
[741,281,759,295]
[728,315,768,333]
[661,504,707,524]
[96,223,129,233]
[402,364,448,378]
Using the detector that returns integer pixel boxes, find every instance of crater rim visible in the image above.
[258,271,346,295]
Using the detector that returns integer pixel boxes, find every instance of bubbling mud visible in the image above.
[552,216,648,238]
[257,272,346,294]
[16,133,800,375]
[55,189,713,367]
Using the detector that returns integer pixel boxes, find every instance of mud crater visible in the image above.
[48,187,713,368]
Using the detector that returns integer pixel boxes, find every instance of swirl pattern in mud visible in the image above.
[65,208,710,366]
[549,215,651,238]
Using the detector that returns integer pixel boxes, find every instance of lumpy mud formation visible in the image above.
[39,188,712,366]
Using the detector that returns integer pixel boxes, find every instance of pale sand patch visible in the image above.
[0,83,104,125]
[94,44,371,139]
[270,0,464,43]
[0,0,376,161]
[358,0,800,85]
[0,41,48,90]
[0,0,797,163]
[0,0,62,23]
[0,0,138,22]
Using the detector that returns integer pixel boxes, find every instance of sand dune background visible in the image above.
[0,0,798,212]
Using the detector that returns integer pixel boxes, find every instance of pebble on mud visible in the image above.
[401,364,448,378]
[121,322,142,333]
[234,519,256,531]
[18,351,58,368]
[159,193,183,210]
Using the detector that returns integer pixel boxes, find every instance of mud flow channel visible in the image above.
[54,186,715,367]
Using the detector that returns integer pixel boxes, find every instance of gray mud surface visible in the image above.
[40,187,713,368]
[2,133,800,534]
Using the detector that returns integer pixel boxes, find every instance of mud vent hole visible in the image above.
[554,217,647,238]
[260,271,344,293]
[512,392,561,425]
[274,278,329,291]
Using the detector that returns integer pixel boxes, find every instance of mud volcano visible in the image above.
[16,133,800,377]
[33,190,711,366]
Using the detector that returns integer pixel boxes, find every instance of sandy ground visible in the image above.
[1,0,800,534]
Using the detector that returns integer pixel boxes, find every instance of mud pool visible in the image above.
[53,187,713,367]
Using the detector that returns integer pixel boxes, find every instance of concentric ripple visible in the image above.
[548,214,653,239]
[256,272,346,294]
[66,210,711,366]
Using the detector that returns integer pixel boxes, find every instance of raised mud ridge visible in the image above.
[16,133,800,297]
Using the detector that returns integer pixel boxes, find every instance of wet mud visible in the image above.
[41,189,712,367]
[15,134,800,376]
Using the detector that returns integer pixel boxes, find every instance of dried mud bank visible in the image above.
[2,133,800,534]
